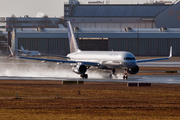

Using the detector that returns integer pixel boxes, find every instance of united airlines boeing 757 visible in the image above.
[20,21,172,79]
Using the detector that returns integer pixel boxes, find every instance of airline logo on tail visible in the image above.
[67,21,80,53]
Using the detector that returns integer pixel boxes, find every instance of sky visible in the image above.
[0,0,175,17]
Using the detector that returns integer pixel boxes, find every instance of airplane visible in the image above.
[19,21,172,79]
[19,46,41,56]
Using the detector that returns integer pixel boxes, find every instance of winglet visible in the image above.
[7,46,15,59]
[137,46,173,63]
[169,46,172,58]
[9,46,14,56]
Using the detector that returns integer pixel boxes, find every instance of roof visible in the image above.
[14,28,180,39]
[6,17,60,21]
[15,28,180,33]
[73,5,170,17]
[15,28,67,33]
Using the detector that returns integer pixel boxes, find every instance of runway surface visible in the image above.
[0,75,180,84]
[138,62,180,67]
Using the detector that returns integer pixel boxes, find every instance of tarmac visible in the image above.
[0,75,180,84]
[138,62,180,67]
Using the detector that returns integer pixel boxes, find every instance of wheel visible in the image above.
[80,74,88,79]
[85,74,88,79]
[112,69,116,74]
[123,75,128,79]
[109,74,112,79]
[80,74,84,78]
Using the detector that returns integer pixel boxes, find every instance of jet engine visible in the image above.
[72,64,87,74]
[127,65,139,74]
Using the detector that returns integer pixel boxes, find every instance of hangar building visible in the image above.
[64,0,180,28]
[11,0,180,56]
[12,27,180,56]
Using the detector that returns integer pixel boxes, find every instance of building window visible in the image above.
[65,7,69,10]
[65,12,69,15]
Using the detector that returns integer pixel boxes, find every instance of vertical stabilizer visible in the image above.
[67,21,80,53]
[21,46,25,51]
[169,46,172,58]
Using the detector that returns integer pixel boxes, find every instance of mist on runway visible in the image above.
[0,57,125,79]
[0,59,107,79]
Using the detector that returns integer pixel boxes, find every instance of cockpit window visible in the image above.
[124,57,135,60]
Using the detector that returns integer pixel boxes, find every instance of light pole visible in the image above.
[137,20,139,55]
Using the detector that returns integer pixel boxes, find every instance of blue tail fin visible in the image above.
[67,21,80,53]
[21,46,25,51]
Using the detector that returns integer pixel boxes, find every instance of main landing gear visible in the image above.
[109,69,128,79]
[81,74,88,79]
[109,68,117,79]
[123,69,128,80]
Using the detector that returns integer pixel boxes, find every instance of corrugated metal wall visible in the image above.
[17,37,180,56]
[18,38,69,55]
[18,38,109,55]
[78,39,108,51]
[108,38,180,56]
[72,22,154,29]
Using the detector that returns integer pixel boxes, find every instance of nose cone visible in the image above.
[123,61,137,68]
[122,52,137,68]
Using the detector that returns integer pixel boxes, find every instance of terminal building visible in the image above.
[11,0,180,56]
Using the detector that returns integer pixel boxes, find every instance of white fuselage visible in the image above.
[22,50,41,56]
[67,51,137,69]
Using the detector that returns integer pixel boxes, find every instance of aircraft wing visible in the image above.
[137,46,172,63]
[19,57,101,66]
[40,54,69,59]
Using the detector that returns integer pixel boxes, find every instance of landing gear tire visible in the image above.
[85,74,88,78]
[112,69,115,74]
[109,69,117,79]
[81,74,88,79]
[123,75,128,80]
[123,69,128,80]
[109,74,112,79]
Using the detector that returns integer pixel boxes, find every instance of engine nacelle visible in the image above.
[72,64,87,74]
[127,65,139,74]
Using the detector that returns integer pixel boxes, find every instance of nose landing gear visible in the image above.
[109,69,118,79]
[81,74,88,79]
[109,69,128,79]
[123,69,128,80]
